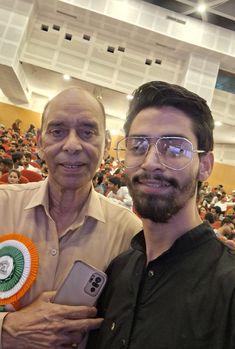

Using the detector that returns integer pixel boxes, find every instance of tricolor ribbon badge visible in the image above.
[0,234,39,311]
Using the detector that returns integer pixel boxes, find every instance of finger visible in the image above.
[59,317,104,334]
[63,306,98,319]
[40,290,57,302]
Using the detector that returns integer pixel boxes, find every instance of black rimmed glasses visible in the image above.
[115,136,205,170]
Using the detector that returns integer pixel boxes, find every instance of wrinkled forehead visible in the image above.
[41,88,105,129]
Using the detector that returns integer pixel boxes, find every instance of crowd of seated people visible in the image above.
[93,155,133,209]
[198,181,235,248]
[0,123,48,183]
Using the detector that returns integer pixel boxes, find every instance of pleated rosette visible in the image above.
[0,234,39,309]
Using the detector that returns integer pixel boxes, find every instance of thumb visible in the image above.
[39,290,57,302]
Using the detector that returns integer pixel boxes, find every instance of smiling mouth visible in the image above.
[60,163,86,169]
[138,180,171,188]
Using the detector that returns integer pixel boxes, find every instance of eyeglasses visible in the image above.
[115,136,205,171]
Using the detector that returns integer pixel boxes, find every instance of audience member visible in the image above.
[204,212,215,225]
[93,172,106,195]
[11,118,22,134]
[106,176,121,199]
[0,158,13,176]
[7,169,21,184]
[12,151,26,171]
[210,205,223,229]
[198,206,207,220]
[216,193,228,213]
[214,217,235,249]
[24,152,42,174]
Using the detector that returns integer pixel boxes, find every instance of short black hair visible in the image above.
[124,81,214,152]
[12,151,24,163]
[213,206,222,214]
[204,212,215,224]
[221,217,234,226]
[108,176,121,188]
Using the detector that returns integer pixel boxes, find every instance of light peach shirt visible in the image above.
[0,179,142,346]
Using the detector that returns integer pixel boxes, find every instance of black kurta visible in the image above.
[88,223,235,349]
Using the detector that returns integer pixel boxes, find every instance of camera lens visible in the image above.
[90,287,96,292]
[95,277,101,283]
[92,282,99,288]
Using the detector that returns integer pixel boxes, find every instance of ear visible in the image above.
[36,129,45,161]
[198,152,214,182]
[103,129,112,160]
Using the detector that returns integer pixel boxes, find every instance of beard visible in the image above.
[126,172,198,223]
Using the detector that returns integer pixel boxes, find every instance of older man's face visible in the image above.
[37,89,106,191]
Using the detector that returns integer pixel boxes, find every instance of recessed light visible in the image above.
[126,94,133,100]
[63,74,71,80]
[197,4,206,13]
[215,121,222,126]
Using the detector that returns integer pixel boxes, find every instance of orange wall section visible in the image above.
[0,102,41,132]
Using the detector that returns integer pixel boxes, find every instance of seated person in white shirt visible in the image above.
[107,175,133,209]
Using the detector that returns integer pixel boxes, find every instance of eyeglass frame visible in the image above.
[114,136,206,171]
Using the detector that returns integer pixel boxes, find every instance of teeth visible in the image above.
[63,165,80,169]
[141,180,170,187]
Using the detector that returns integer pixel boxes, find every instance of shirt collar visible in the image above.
[131,222,215,257]
[24,178,49,212]
[24,179,106,223]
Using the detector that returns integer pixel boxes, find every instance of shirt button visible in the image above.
[121,338,126,346]
[148,270,154,277]
[111,322,115,331]
[51,248,57,256]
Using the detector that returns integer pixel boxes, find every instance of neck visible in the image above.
[48,180,91,236]
[143,204,202,264]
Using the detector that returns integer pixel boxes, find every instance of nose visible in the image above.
[141,144,165,171]
[62,130,83,153]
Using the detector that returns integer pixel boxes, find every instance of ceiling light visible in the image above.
[63,74,71,80]
[215,121,222,126]
[110,129,119,136]
[197,4,207,13]
[126,94,133,100]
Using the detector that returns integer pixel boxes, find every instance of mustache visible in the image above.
[131,173,178,188]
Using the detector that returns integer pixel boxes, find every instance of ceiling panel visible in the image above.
[144,0,235,31]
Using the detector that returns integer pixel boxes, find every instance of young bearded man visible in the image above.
[87,81,235,349]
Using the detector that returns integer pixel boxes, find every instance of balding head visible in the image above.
[41,87,105,130]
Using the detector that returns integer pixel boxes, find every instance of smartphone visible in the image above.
[54,260,107,306]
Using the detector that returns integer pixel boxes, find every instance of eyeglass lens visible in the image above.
[117,137,194,170]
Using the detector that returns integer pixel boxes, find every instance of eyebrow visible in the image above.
[47,121,65,128]
[128,134,189,139]
[46,120,99,128]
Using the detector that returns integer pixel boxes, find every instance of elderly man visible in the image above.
[0,87,142,348]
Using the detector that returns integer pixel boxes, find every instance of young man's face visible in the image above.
[19,155,26,166]
[37,89,107,191]
[125,106,213,223]
[108,181,118,193]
